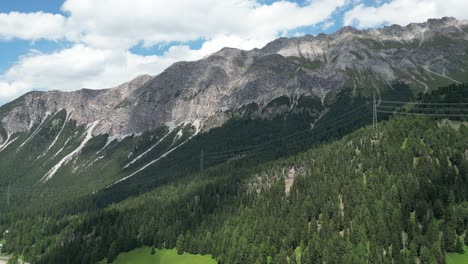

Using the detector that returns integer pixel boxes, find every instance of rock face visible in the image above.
[1,17,468,139]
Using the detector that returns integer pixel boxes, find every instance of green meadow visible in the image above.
[99,247,216,264]
[447,246,468,264]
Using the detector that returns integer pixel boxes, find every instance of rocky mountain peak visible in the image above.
[1,17,467,139]
[334,25,359,35]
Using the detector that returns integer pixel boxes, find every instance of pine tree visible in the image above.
[176,234,185,255]
[150,246,155,255]
[444,230,457,252]
[455,236,464,254]
[420,246,431,264]
[464,231,468,247]
[107,241,118,263]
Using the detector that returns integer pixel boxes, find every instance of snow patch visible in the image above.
[123,129,173,169]
[173,129,184,143]
[40,120,101,183]
[82,155,105,171]
[109,122,202,187]
[18,112,52,150]
[95,133,132,157]
[53,138,70,158]
[0,134,19,153]
[38,111,71,159]
[112,136,194,186]
[193,119,202,132]
[0,133,11,150]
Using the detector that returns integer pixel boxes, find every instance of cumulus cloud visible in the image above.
[0,45,181,101]
[64,0,347,49]
[0,12,66,41]
[344,0,468,28]
[0,0,347,48]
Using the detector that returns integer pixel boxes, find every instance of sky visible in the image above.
[0,0,467,105]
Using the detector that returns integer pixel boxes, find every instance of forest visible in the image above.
[0,84,467,263]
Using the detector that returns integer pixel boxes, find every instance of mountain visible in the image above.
[4,92,468,263]
[1,17,468,138]
[1,18,468,263]
[1,18,467,196]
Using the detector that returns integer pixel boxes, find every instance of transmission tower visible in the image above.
[373,94,378,130]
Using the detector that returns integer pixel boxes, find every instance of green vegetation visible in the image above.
[0,84,467,263]
[22,114,468,263]
[0,93,25,117]
[430,35,457,47]
[447,245,468,264]
[99,247,216,264]
[287,56,322,70]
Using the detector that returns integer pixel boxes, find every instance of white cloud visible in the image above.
[0,0,351,103]
[2,0,467,105]
[0,0,347,48]
[344,0,468,28]
[0,34,271,103]
[58,0,347,49]
[0,12,66,41]
[0,81,30,99]
[0,45,179,101]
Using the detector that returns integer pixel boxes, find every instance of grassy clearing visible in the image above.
[99,247,216,264]
[447,246,468,264]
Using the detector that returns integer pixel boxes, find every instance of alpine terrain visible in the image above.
[0,17,467,264]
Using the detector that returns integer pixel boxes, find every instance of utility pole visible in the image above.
[373,94,378,130]
[200,149,204,173]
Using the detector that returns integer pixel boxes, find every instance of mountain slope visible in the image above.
[1,17,467,137]
[1,18,468,263]
[5,112,467,264]
[1,18,467,200]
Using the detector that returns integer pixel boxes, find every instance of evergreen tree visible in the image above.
[444,228,458,252]
[107,241,118,263]
[455,236,464,254]
[420,246,431,264]
[176,234,185,255]
[464,231,468,246]
[2,85,468,264]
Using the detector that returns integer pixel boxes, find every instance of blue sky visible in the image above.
[0,0,465,104]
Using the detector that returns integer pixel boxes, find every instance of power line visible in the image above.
[206,108,372,162]
[206,104,372,157]
[206,106,371,158]
[380,100,468,105]
[376,110,468,117]
[213,111,371,162]
[373,95,378,130]
[206,98,467,165]
[377,105,468,111]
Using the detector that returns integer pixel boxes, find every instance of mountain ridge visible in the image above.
[1,17,468,264]
[1,17,467,139]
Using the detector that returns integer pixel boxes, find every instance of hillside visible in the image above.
[1,101,466,263]
[1,17,468,213]
[0,18,468,264]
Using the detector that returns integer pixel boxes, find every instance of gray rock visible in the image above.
[1,17,467,138]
